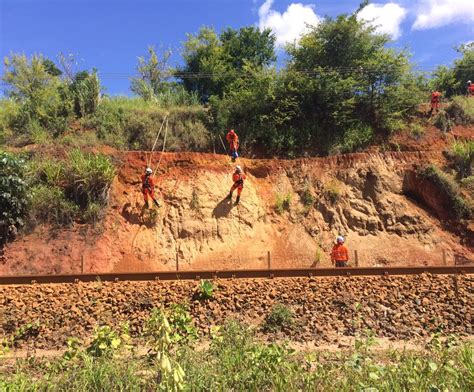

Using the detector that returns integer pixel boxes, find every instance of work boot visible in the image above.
[235,195,240,204]
[144,201,150,209]
[153,198,161,208]
[226,193,232,200]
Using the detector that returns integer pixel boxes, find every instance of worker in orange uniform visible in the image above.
[141,167,160,209]
[331,236,349,268]
[226,129,239,161]
[429,90,442,116]
[467,81,474,97]
[227,165,246,204]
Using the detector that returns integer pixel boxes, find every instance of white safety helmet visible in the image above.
[468,80,472,85]
[235,165,242,173]
[145,167,153,175]
[336,236,345,244]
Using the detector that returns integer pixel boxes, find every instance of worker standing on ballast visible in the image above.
[141,167,160,209]
[331,236,349,268]
[226,129,239,161]
[429,90,442,116]
[227,165,246,204]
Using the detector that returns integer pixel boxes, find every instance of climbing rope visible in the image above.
[153,116,169,176]
[147,115,168,168]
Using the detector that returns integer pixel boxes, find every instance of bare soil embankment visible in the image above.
[1,124,473,275]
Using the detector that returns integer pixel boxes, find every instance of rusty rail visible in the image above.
[0,265,473,285]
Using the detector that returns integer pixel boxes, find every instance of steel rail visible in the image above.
[0,265,473,285]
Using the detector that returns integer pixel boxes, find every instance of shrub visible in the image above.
[451,96,474,122]
[418,166,471,220]
[86,325,129,358]
[433,111,453,132]
[166,304,199,344]
[300,186,315,207]
[409,122,425,138]
[65,149,115,208]
[449,140,474,178]
[275,193,292,214]
[460,176,474,194]
[324,179,342,203]
[0,151,28,244]
[264,304,294,332]
[29,185,78,226]
[197,280,215,300]
[445,100,471,125]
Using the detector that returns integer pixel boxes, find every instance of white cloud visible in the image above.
[358,3,407,39]
[258,0,321,47]
[412,0,474,30]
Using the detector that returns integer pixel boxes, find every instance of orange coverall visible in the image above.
[230,172,246,196]
[226,130,239,152]
[141,174,156,203]
[331,243,349,268]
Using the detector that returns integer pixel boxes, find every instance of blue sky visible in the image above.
[1,0,473,95]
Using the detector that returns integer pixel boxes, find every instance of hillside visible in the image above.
[1,124,473,276]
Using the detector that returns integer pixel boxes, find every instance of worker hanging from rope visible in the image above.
[226,129,239,162]
[141,167,160,209]
[227,165,246,204]
[429,90,442,116]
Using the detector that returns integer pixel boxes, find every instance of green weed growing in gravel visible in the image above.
[264,303,294,332]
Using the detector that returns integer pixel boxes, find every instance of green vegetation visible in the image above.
[0,151,28,244]
[196,280,215,300]
[263,304,294,332]
[25,149,115,226]
[409,122,425,138]
[324,179,342,203]
[299,186,315,208]
[450,140,474,178]
[1,319,472,391]
[275,192,292,214]
[431,42,474,97]
[418,165,471,220]
[3,4,459,157]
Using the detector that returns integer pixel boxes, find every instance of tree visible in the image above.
[42,59,62,77]
[179,26,276,101]
[70,70,101,117]
[0,151,28,245]
[3,53,57,102]
[130,46,172,101]
[453,43,474,95]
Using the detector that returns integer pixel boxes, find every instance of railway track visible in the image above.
[1,265,473,285]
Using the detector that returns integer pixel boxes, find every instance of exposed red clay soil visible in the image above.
[1,126,473,276]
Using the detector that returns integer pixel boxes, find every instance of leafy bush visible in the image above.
[324,179,342,203]
[0,151,28,244]
[65,149,115,208]
[451,96,474,122]
[87,325,129,358]
[445,101,471,125]
[197,280,215,300]
[460,176,474,194]
[418,166,471,220]
[449,140,474,178]
[409,122,425,138]
[29,185,78,226]
[299,186,315,207]
[264,304,294,332]
[433,111,453,132]
[275,193,292,214]
[166,304,199,344]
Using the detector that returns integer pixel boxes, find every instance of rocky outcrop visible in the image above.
[1,151,472,275]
